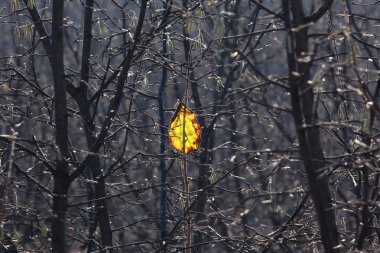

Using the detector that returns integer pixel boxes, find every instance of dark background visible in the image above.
[0,0,379,252]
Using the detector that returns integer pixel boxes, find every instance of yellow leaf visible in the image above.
[168,101,201,153]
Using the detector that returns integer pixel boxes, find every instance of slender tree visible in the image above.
[282,0,341,252]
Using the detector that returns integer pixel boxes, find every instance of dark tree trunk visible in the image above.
[283,0,341,252]
[93,163,113,252]
[74,0,114,250]
[51,1,70,252]
[159,17,169,253]
[51,172,69,253]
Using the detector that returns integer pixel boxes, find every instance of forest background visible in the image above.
[0,0,380,252]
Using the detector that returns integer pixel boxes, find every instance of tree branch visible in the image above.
[68,0,149,183]
[23,0,52,60]
[304,0,334,23]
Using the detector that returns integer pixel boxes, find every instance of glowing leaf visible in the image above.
[168,101,201,153]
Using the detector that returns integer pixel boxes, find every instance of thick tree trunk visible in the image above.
[283,0,341,252]
[51,172,69,253]
[51,1,70,252]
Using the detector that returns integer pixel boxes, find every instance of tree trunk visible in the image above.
[159,18,169,252]
[283,0,341,252]
[51,172,69,253]
[75,0,114,250]
[51,1,70,252]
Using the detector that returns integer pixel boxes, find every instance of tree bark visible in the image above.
[51,172,69,253]
[51,1,70,252]
[283,0,340,252]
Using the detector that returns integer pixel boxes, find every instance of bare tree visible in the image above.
[0,0,379,252]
